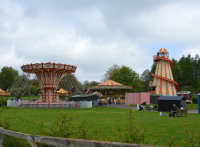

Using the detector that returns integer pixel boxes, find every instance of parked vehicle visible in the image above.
[177,91,192,103]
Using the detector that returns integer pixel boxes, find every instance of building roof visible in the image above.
[159,48,168,53]
[99,78,122,86]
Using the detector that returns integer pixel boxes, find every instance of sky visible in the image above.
[1,0,200,83]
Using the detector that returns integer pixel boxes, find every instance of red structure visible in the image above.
[21,62,77,103]
[177,91,193,103]
[149,48,179,96]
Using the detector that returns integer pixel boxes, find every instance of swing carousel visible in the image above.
[21,62,77,103]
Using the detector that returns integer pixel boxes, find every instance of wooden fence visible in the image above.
[0,127,163,147]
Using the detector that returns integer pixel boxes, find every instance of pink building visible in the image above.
[125,93,150,105]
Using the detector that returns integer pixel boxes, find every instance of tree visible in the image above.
[171,58,183,87]
[140,69,150,92]
[101,64,120,82]
[89,81,100,86]
[150,62,157,81]
[83,80,90,89]
[0,66,19,91]
[102,64,142,92]
[117,66,142,92]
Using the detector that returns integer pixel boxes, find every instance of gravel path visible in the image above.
[103,104,137,110]
[103,104,198,113]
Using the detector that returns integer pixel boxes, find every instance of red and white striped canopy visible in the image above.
[99,78,122,86]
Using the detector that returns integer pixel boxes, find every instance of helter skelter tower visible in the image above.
[149,48,179,96]
[21,62,77,103]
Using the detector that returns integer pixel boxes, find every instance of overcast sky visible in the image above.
[1,0,200,83]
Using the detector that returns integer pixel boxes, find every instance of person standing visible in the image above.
[113,98,116,104]
[107,97,109,105]
[118,96,120,104]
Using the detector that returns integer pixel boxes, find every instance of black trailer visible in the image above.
[69,94,98,101]
[158,96,186,112]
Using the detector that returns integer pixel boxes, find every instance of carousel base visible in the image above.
[7,100,92,109]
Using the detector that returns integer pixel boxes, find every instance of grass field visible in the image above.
[0,106,200,147]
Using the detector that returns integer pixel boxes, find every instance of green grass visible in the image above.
[186,104,198,110]
[8,96,38,101]
[0,107,200,146]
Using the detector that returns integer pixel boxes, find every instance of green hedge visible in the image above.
[192,97,197,104]
[0,98,7,106]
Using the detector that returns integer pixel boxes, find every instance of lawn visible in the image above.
[0,106,200,147]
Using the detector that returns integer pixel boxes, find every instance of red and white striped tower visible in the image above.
[150,48,179,96]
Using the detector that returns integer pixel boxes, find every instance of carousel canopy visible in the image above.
[89,78,132,91]
[57,88,68,94]
[0,89,10,96]
[99,78,122,86]
[0,89,5,93]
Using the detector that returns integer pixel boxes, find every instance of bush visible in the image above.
[0,98,7,106]
[192,97,197,104]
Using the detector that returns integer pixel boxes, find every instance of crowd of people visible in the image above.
[107,96,121,105]
[7,97,22,106]
[137,101,155,111]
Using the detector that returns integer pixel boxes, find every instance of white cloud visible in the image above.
[1,0,200,82]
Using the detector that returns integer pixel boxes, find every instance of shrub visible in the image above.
[192,97,197,104]
[0,98,7,107]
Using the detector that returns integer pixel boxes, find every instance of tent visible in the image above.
[158,96,186,112]
[150,94,160,104]
[69,94,98,101]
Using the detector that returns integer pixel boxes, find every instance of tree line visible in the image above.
[1,53,200,95]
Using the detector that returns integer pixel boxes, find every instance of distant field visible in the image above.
[0,106,200,146]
